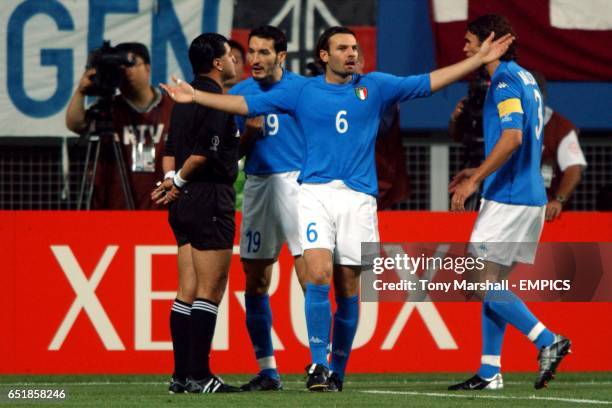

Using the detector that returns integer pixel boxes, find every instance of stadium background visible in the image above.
[1,0,611,379]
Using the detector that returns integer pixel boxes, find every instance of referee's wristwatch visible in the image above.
[555,195,566,205]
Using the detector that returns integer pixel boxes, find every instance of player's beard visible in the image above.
[329,65,353,79]
[254,57,280,85]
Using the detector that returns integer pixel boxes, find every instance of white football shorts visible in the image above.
[470,199,545,266]
[298,180,379,266]
[240,171,302,259]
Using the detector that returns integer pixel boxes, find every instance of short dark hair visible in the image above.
[228,39,245,61]
[467,14,517,61]
[315,26,356,68]
[248,25,287,53]
[189,33,228,75]
[115,42,150,64]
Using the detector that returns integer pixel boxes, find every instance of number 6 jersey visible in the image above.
[244,72,431,197]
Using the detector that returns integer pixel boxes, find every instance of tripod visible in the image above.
[77,98,135,210]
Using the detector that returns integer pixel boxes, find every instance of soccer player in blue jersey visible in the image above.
[228,25,306,392]
[448,15,571,391]
[161,26,513,391]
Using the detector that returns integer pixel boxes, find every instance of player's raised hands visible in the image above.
[477,32,515,64]
[160,75,196,104]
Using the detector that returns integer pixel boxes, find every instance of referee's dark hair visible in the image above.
[468,14,518,62]
[189,33,229,75]
[249,25,287,54]
[315,26,356,69]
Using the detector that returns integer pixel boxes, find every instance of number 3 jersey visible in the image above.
[244,72,431,197]
[483,61,547,206]
[229,70,304,176]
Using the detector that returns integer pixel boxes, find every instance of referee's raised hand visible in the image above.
[160,75,195,104]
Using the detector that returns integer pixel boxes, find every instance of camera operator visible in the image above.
[448,71,489,210]
[532,71,587,221]
[66,42,174,209]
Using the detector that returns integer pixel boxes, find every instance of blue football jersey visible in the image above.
[229,71,304,175]
[482,61,547,206]
[244,72,430,196]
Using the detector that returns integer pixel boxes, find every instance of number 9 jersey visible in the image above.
[229,70,304,175]
[483,61,547,206]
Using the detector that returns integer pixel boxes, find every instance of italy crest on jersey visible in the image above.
[354,86,368,101]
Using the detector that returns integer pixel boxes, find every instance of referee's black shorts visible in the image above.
[168,181,235,250]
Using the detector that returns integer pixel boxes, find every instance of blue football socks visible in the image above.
[245,294,279,379]
[330,295,359,380]
[478,302,506,379]
[486,290,555,349]
[305,283,332,366]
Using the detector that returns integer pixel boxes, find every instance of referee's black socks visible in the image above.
[170,298,192,381]
[189,298,219,380]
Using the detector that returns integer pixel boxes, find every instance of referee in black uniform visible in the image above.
[152,33,240,394]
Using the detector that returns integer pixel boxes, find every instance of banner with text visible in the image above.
[1,211,611,374]
[0,0,234,137]
[0,0,376,137]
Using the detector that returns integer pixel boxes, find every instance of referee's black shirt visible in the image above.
[165,75,238,184]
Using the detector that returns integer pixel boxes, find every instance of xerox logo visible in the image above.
[48,244,457,352]
[2,212,605,374]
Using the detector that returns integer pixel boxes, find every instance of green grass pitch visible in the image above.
[1,373,611,407]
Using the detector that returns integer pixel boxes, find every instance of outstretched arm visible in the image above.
[160,75,249,116]
[429,32,514,92]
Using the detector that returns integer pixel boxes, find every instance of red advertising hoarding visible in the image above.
[1,211,610,374]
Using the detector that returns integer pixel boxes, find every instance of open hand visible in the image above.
[477,32,515,64]
[159,75,195,103]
